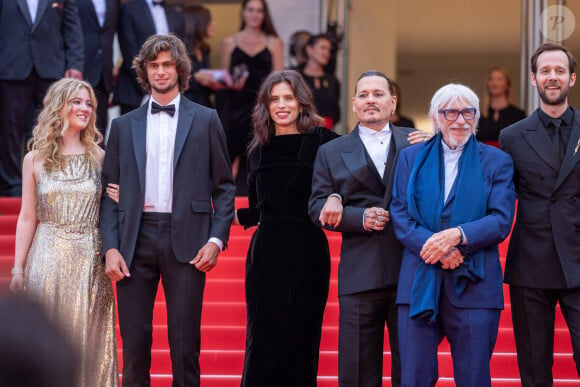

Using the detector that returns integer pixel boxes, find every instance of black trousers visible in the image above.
[338,287,400,387]
[0,70,55,196]
[116,213,205,387]
[510,285,580,387]
[93,81,110,143]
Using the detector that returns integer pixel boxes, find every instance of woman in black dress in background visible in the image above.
[299,34,340,130]
[235,70,338,387]
[219,0,284,194]
[477,67,526,147]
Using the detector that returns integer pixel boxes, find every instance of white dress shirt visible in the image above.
[358,123,392,178]
[144,95,224,250]
[27,0,38,23]
[441,140,464,202]
[441,139,467,244]
[91,0,107,27]
[144,95,179,213]
[146,0,169,34]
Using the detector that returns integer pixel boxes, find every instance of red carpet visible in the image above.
[0,197,578,386]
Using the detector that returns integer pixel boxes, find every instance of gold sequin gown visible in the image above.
[24,155,119,387]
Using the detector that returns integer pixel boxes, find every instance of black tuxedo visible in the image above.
[77,0,120,132]
[100,97,235,386]
[500,108,580,385]
[309,124,414,387]
[0,0,84,195]
[112,0,185,112]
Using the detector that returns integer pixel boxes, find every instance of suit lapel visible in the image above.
[16,0,33,27]
[341,127,385,196]
[173,98,195,169]
[32,0,49,32]
[86,0,100,28]
[555,108,580,190]
[523,115,561,172]
[131,105,149,197]
[382,125,409,207]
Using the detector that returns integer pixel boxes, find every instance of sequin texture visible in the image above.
[24,154,119,387]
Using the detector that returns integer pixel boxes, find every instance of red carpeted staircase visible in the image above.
[0,197,578,386]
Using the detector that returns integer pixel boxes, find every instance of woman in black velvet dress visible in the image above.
[235,70,338,387]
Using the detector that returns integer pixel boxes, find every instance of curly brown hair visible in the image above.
[28,78,103,171]
[133,33,192,93]
[248,70,321,154]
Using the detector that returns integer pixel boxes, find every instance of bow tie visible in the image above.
[151,102,175,117]
[151,0,165,7]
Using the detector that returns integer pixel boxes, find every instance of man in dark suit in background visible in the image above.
[77,0,120,136]
[500,42,580,386]
[309,70,427,387]
[0,0,84,196]
[100,34,235,387]
[113,0,185,115]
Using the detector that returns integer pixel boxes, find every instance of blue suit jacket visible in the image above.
[0,0,84,80]
[77,0,119,92]
[391,139,516,309]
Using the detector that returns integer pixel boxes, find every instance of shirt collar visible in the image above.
[538,106,573,128]
[358,122,391,137]
[441,138,465,154]
[149,94,181,115]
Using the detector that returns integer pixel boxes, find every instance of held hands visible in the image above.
[364,207,390,231]
[105,248,130,282]
[64,68,83,80]
[440,247,464,270]
[408,130,434,145]
[106,183,119,203]
[319,196,343,228]
[420,228,463,265]
[190,242,220,272]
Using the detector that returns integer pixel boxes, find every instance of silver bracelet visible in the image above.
[11,267,24,276]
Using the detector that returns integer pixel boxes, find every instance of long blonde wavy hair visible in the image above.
[28,78,103,171]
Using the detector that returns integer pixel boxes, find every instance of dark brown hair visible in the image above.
[239,0,278,37]
[248,70,321,154]
[531,42,576,74]
[355,70,394,95]
[133,34,192,93]
[183,5,211,53]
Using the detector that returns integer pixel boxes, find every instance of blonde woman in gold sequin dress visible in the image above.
[9,78,119,387]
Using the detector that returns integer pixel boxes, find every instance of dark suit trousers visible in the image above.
[116,213,205,387]
[510,285,580,386]
[93,81,109,141]
[0,70,55,196]
[338,287,400,387]
[398,288,500,387]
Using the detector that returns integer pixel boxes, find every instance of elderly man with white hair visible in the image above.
[390,83,516,386]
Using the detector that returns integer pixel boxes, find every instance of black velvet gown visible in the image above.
[237,127,338,387]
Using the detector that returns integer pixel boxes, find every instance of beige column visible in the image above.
[345,0,397,131]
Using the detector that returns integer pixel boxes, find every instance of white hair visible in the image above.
[429,83,480,133]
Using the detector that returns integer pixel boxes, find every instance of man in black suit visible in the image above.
[500,42,580,386]
[309,70,427,387]
[100,34,235,387]
[0,0,84,196]
[113,0,185,115]
[77,0,120,136]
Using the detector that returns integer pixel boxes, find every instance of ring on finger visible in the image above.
[374,220,378,226]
